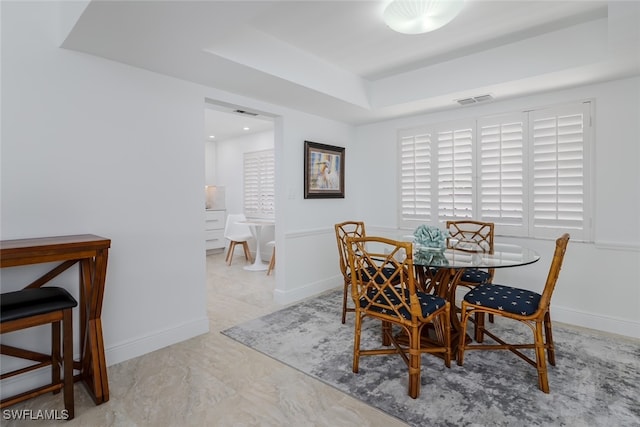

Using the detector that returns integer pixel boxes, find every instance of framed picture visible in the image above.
[304,140,345,199]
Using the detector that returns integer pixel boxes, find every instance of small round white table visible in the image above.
[236,219,275,271]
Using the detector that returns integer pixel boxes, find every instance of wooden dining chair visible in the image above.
[346,236,451,399]
[446,220,495,336]
[1,287,78,419]
[334,221,366,324]
[457,233,570,393]
[446,220,495,285]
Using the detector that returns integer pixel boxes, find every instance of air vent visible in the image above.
[233,109,259,116]
[473,94,493,103]
[457,98,476,106]
[456,94,494,106]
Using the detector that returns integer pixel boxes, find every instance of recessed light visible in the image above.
[209,135,215,139]
[243,127,250,131]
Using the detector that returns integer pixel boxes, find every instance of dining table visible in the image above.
[411,241,540,355]
[236,219,275,271]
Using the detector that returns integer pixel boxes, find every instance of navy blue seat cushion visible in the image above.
[460,269,491,284]
[361,287,446,320]
[463,283,541,316]
[1,288,78,323]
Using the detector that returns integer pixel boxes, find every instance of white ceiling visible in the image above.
[247,0,604,79]
[60,0,639,137]
[204,106,274,142]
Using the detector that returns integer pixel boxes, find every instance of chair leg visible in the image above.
[226,242,236,265]
[63,309,74,419]
[241,242,253,263]
[442,304,451,368]
[408,326,421,399]
[457,307,470,366]
[352,314,362,373]
[341,280,349,324]
[51,320,61,395]
[381,321,392,346]
[474,312,485,343]
[544,311,556,366]
[534,321,550,393]
[267,248,275,275]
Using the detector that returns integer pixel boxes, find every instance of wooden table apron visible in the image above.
[0,234,111,405]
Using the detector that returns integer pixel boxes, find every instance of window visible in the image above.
[243,149,275,218]
[436,125,474,219]
[400,131,432,222]
[478,112,526,236]
[530,104,590,239]
[398,101,592,241]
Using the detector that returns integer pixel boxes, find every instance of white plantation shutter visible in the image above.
[243,149,275,218]
[399,129,432,226]
[437,125,474,219]
[260,151,275,215]
[478,113,526,235]
[530,103,590,240]
[395,101,592,240]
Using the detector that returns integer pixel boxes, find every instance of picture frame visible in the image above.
[304,140,345,199]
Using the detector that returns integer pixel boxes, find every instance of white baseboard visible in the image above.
[552,305,640,340]
[273,276,341,306]
[106,316,210,366]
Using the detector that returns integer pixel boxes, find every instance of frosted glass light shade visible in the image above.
[383,0,465,34]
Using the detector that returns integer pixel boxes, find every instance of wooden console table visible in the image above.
[0,234,111,404]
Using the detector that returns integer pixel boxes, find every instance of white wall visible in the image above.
[204,140,217,185]
[354,76,640,338]
[0,1,357,398]
[270,114,357,303]
[0,0,210,386]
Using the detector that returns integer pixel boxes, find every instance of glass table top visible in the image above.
[412,243,540,269]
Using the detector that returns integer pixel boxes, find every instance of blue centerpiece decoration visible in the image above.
[413,225,448,250]
[413,225,449,266]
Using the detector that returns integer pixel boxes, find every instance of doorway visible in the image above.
[203,99,276,264]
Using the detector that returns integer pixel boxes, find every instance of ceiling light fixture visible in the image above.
[383,0,465,35]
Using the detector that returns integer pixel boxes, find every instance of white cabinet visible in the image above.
[205,210,226,250]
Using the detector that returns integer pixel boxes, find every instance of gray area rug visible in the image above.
[222,289,640,426]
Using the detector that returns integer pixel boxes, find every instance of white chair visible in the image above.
[224,213,253,266]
